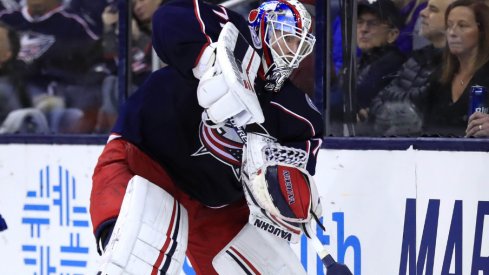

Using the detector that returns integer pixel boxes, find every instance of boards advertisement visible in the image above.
[0,144,487,274]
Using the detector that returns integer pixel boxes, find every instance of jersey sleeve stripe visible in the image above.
[107,134,122,143]
[311,138,322,156]
[270,101,316,136]
[193,0,212,44]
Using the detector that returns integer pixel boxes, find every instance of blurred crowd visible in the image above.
[0,0,487,138]
[331,0,489,138]
[0,0,161,134]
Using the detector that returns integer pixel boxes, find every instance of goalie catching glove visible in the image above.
[241,133,322,243]
[195,22,263,127]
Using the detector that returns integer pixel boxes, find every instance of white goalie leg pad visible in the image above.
[98,175,188,275]
[212,223,306,275]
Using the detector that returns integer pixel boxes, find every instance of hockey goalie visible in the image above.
[89,0,336,274]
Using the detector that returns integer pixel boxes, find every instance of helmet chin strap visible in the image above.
[263,63,292,93]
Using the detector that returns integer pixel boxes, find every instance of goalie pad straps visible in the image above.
[212,223,306,275]
[98,175,188,275]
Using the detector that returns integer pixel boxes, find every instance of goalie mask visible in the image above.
[248,0,316,92]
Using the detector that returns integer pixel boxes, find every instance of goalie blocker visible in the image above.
[196,22,263,128]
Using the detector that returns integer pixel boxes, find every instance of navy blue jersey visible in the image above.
[0,5,100,85]
[113,0,324,207]
[152,0,252,79]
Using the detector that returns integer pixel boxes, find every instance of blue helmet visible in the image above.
[248,0,315,91]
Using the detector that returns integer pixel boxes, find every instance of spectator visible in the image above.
[0,22,25,125]
[101,0,163,84]
[393,0,429,53]
[350,0,406,134]
[332,0,425,74]
[133,0,163,34]
[95,0,164,133]
[100,2,118,74]
[0,0,104,133]
[369,0,454,136]
[133,0,165,82]
[424,0,489,136]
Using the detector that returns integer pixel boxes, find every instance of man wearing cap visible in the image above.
[354,0,406,131]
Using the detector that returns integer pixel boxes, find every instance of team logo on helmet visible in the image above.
[248,9,262,48]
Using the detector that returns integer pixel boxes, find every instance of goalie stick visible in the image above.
[216,21,353,275]
[302,221,353,275]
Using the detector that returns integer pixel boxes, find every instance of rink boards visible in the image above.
[0,142,487,275]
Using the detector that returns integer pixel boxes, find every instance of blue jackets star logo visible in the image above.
[192,121,244,180]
